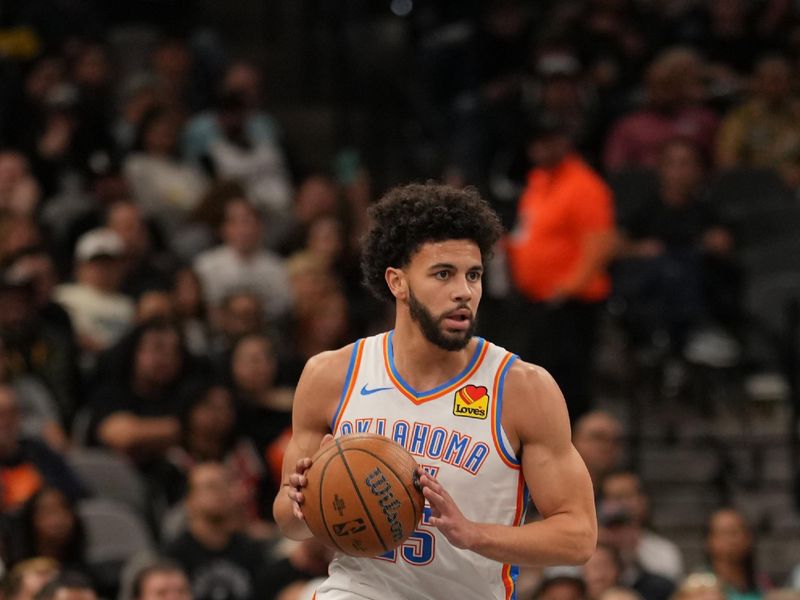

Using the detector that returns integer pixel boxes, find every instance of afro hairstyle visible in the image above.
[360,183,502,303]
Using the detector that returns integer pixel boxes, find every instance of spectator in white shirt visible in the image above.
[55,228,134,356]
[124,107,208,238]
[193,197,291,322]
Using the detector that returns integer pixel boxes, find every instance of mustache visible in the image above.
[440,304,473,319]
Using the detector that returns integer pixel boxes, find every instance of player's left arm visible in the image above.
[419,361,597,566]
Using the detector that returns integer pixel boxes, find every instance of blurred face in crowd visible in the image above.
[231,335,277,396]
[706,508,753,564]
[0,152,31,195]
[8,559,60,600]
[220,292,263,338]
[188,463,234,523]
[138,569,192,600]
[754,57,792,105]
[77,256,126,293]
[538,579,586,600]
[646,49,703,109]
[0,385,20,453]
[658,141,703,202]
[541,75,582,112]
[73,44,110,90]
[136,291,175,323]
[8,253,59,308]
[583,545,621,600]
[301,289,349,351]
[288,257,337,321]
[0,286,36,333]
[598,588,642,600]
[143,112,181,156]
[710,0,746,27]
[52,587,96,600]
[572,411,623,483]
[673,574,726,600]
[294,175,338,223]
[0,217,41,262]
[25,58,65,103]
[223,62,263,109]
[172,269,203,318]
[600,472,648,526]
[32,488,76,553]
[306,216,344,265]
[153,40,192,82]
[529,132,571,168]
[188,386,236,446]
[107,201,150,257]
[221,200,263,256]
[134,328,182,389]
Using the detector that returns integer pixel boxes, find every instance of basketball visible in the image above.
[302,433,425,557]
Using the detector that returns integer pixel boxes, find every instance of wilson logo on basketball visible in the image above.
[364,467,405,542]
[453,384,489,419]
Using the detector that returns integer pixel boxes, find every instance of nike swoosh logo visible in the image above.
[360,384,392,396]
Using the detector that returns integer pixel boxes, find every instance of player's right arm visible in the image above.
[272,345,352,540]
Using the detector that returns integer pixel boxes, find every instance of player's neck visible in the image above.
[390,321,475,390]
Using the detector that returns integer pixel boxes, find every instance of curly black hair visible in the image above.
[361,183,503,302]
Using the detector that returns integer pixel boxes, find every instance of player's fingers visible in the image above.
[295,457,312,473]
[289,473,307,488]
[292,503,305,520]
[320,434,335,449]
[422,485,446,508]
[419,474,444,495]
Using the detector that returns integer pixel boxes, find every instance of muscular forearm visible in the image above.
[467,513,596,567]
[273,486,314,540]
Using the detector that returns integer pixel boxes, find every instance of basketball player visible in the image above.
[274,183,597,599]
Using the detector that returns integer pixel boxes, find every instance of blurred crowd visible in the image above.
[0,0,799,600]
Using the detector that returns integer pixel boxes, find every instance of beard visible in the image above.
[407,287,476,351]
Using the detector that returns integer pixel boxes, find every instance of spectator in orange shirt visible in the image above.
[507,116,617,420]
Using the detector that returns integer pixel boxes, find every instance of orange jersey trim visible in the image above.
[331,339,365,434]
[382,332,489,405]
[491,352,520,469]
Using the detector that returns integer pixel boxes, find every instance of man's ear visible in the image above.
[385,267,407,301]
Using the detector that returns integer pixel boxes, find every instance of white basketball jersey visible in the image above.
[313,331,528,600]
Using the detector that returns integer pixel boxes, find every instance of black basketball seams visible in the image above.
[344,447,422,527]
[318,445,351,554]
[334,437,390,553]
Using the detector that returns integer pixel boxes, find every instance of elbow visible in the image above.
[570,522,598,565]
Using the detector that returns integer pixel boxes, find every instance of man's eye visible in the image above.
[435,271,449,279]
[467,272,482,281]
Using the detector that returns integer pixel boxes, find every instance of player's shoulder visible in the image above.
[502,358,571,442]
[302,342,359,387]
[502,358,563,409]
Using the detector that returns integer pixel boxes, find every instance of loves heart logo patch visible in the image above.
[461,385,488,405]
[453,384,489,419]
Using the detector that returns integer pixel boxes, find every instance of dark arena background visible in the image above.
[0,1,798,599]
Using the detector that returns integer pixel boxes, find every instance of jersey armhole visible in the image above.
[330,338,365,433]
[492,353,521,468]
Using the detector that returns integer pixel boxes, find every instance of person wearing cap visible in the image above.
[506,116,617,421]
[54,228,134,357]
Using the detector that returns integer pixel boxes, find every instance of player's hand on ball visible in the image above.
[417,468,475,550]
[288,434,334,520]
